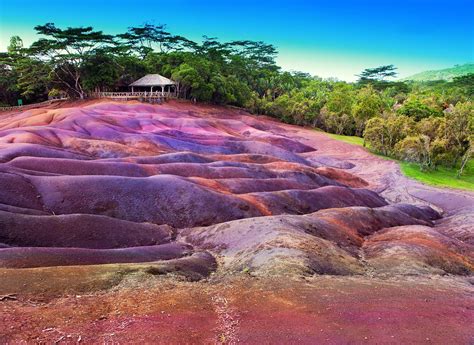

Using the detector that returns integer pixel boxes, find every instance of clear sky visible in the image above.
[0,0,472,81]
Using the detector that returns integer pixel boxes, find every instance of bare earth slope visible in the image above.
[0,100,472,343]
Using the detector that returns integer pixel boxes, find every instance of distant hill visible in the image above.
[403,63,474,81]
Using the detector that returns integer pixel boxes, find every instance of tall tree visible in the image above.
[352,85,385,135]
[29,23,113,98]
[117,24,194,57]
[357,65,399,90]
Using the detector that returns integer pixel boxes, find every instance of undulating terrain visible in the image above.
[0,100,472,343]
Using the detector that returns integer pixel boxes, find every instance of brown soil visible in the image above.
[0,100,472,343]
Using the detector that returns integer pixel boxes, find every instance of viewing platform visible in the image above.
[93,74,179,102]
[92,91,177,101]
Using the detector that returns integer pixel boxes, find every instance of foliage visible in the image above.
[366,101,473,173]
[403,63,474,82]
[28,23,113,98]
[364,114,414,156]
[356,65,400,91]
[329,133,474,190]
[352,85,386,135]
[357,64,398,83]
[396,97,443,121]
[0,23,472,176]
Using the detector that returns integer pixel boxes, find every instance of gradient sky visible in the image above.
[0,0,472,81]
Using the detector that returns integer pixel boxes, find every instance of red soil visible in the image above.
[0,99,472,343]
[0,277,472,344]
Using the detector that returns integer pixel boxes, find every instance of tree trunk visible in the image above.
[457,147,471,178]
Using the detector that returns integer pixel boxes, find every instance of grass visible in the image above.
[328,133,365,146]
[327,132,474,191]
[400,160,474,191]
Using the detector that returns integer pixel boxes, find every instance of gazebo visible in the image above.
[129,74,177,95]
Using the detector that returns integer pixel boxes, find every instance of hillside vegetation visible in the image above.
[403,63,474,81]
[329,133,474,190]
[0,23,473,182]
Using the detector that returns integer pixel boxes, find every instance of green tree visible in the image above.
[81,52,120,92]
[397,97,443,121]
[29,23,113,98]
[16,57,51,101]
[364,113,414,155]
[443,102,473,167]
[452,73,474,96]
[357,65,399,90]
[117,24,193,58]
[352,85,385,135]
[395,135,434,170]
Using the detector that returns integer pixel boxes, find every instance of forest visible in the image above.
[0,23,472,176]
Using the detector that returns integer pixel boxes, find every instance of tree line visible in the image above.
[0,23,472,175]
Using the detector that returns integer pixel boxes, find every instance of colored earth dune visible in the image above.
[0,100,473,343]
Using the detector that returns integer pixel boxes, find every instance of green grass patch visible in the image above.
[400,160,474,191]
[326,132,474,191]
[328,133,365,146]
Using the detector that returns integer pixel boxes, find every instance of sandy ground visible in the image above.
[1,275,472,344]
[0,100,472,344]
[285,123,474,215]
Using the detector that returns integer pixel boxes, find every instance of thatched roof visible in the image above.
[130,74,176,86]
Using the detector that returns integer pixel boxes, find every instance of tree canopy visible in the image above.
[0,22,473,174]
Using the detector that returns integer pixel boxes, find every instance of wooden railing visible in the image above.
[0,92,176,113]
[0,98,68,113]
[93,91,177,100]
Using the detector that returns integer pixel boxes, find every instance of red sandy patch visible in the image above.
[0,277,472,344]
[0,100,472,343]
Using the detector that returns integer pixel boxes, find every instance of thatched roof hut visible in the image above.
[129,74,176,92]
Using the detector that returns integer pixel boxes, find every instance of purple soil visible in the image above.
[0,100,472,343]
[0,277,472,344]
[0,242,193,268]
[179,205,444,276]
[0,210,174,249]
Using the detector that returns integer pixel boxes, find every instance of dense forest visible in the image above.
[0,23,472,175]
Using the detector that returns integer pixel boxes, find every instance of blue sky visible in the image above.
[0,0,472,81]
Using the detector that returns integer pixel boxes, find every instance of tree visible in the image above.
[228,40,278,70]
[393,102,473,170]
[7,36,24,55]
[15,57,51,101]
[319,83,355,134]
[0,36,51,104]
[29,23,113,98]
[357,65,398,83]
[0,36,25,105]
[324,83,354,115]
[443,101,473,167]
[171,60,215,101]
[364,113,414,155]
[117,24,193,58]
[457,137,472,177]
[397,97,443,121]
[352,85,385,136]
[81,52,120,92]
[395,135,434,170]
[452,73,474,96]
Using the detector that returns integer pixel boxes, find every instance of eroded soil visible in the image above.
[0,100,472,343]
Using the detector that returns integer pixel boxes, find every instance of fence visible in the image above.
[0,91,177,113]
[92,91,177,100]
[0,98,68,113]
